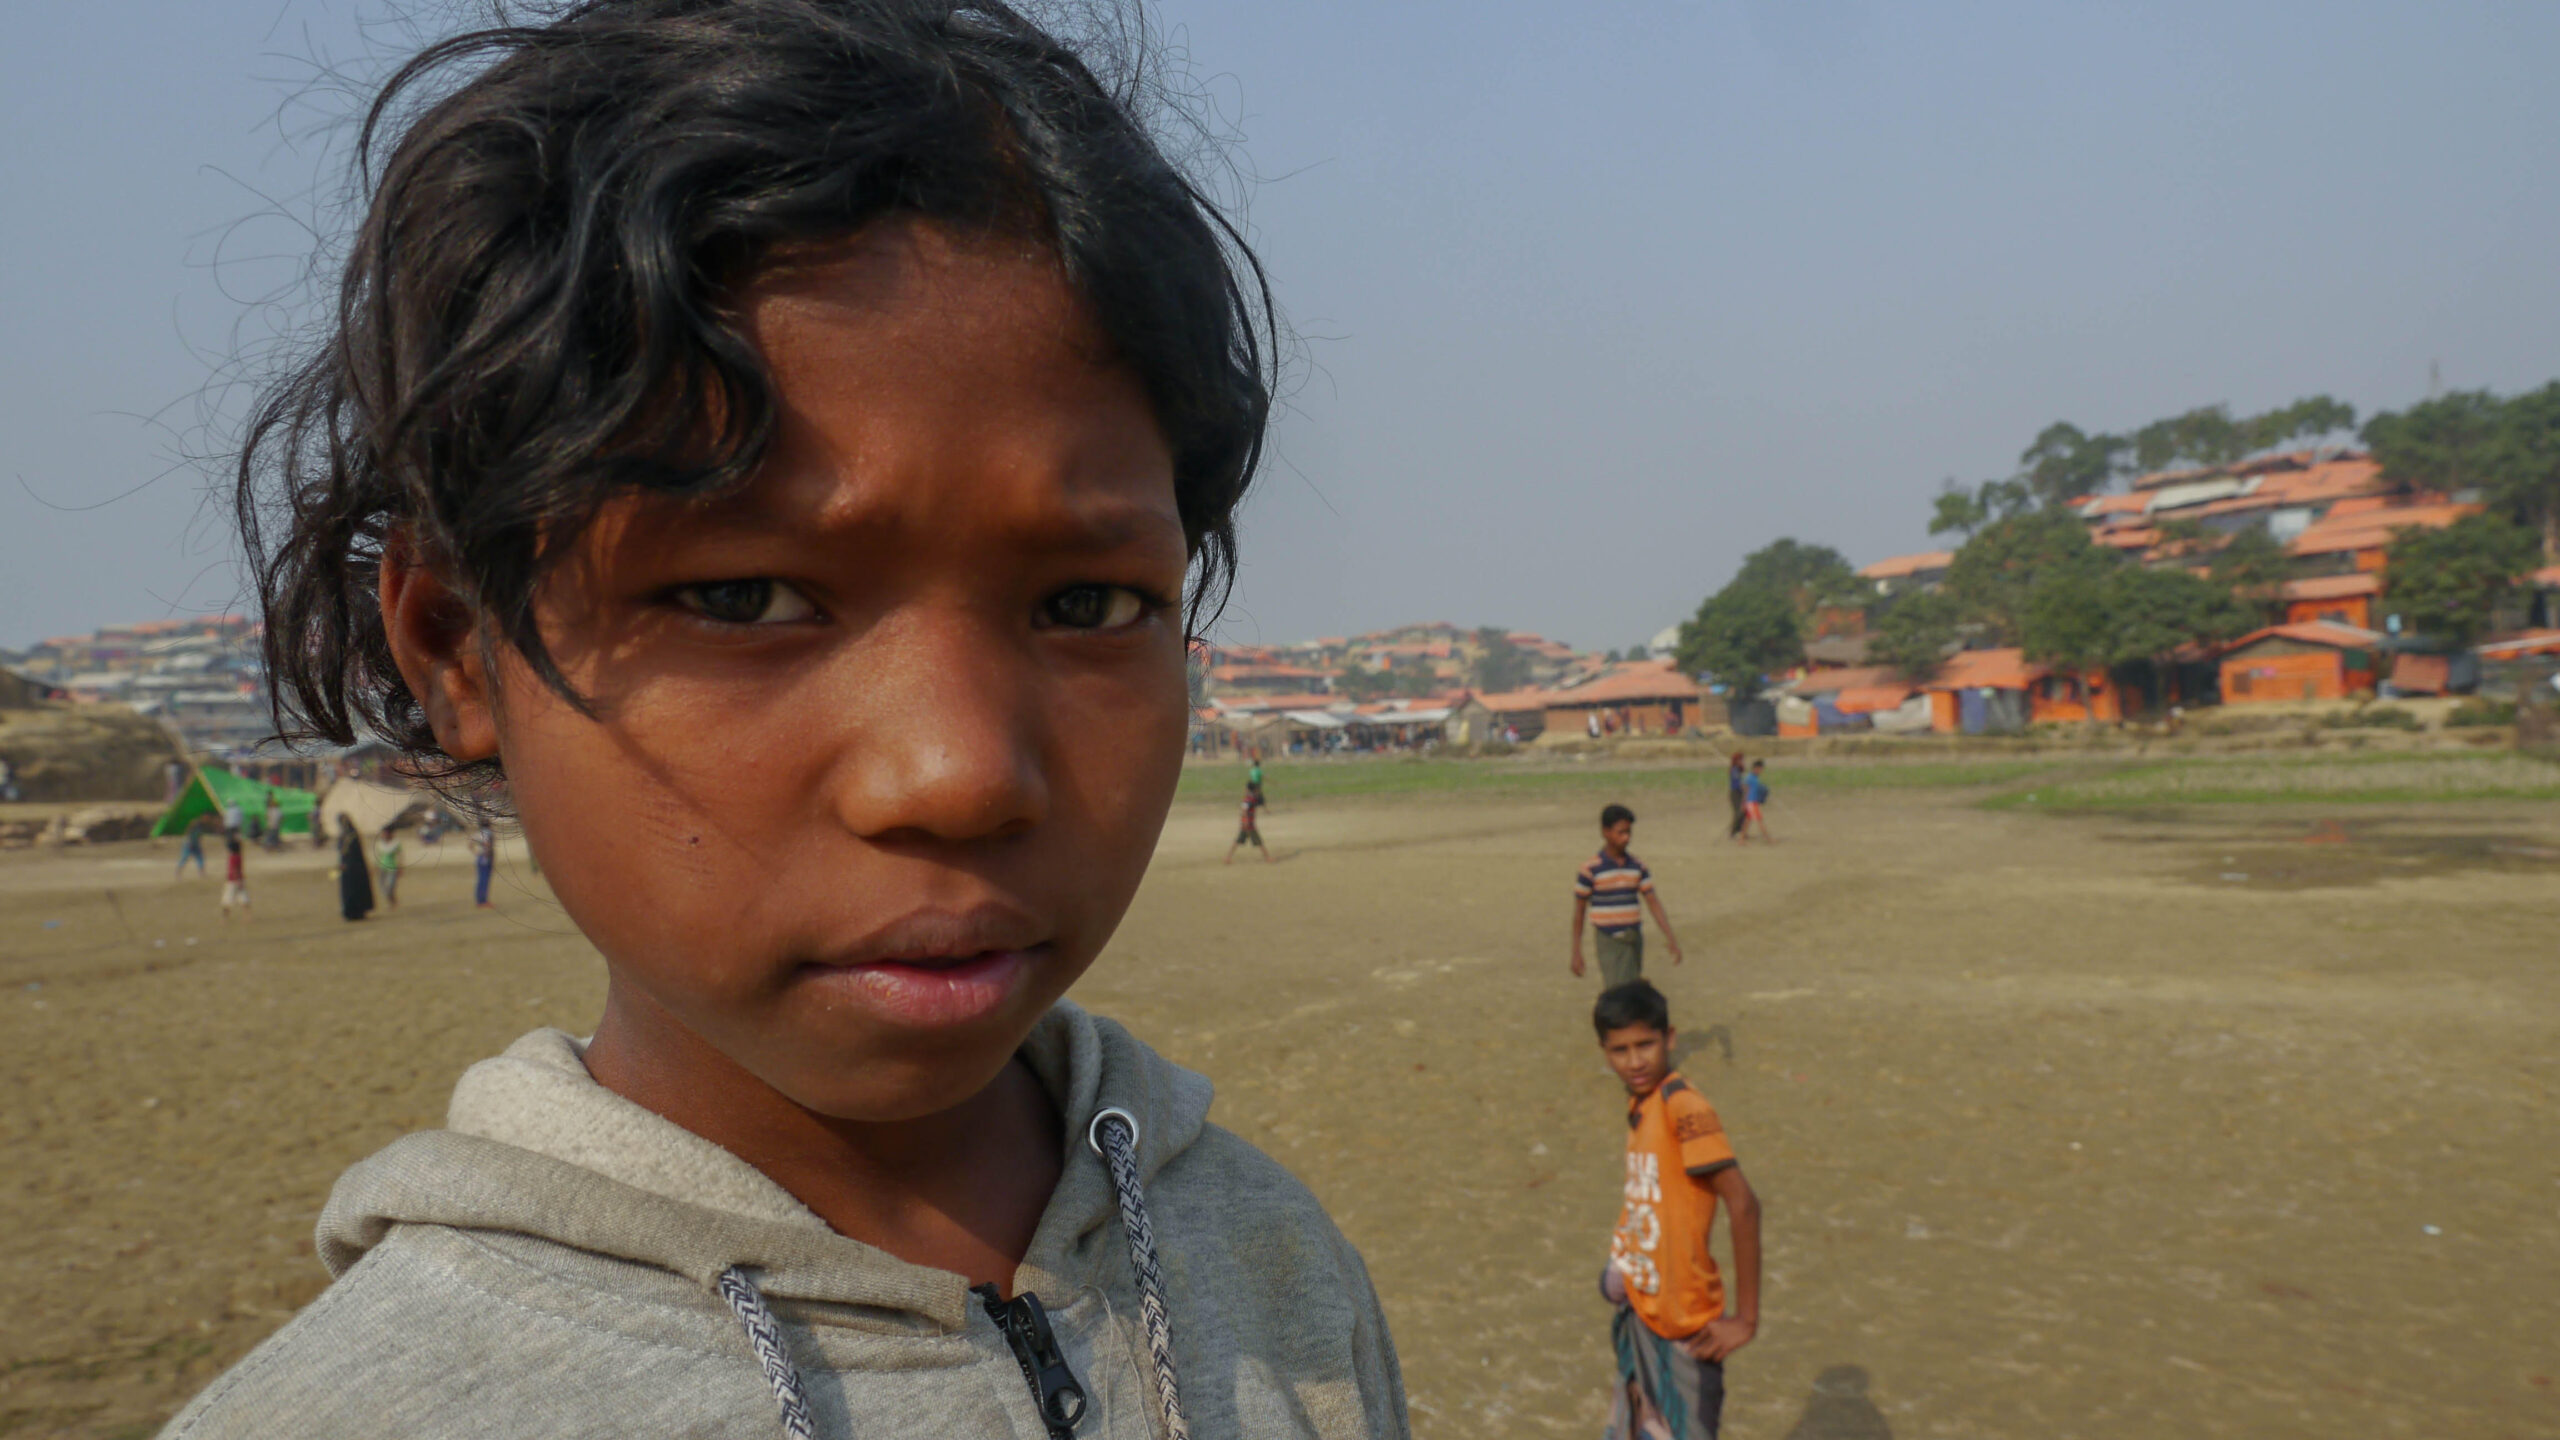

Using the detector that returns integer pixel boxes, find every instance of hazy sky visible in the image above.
[5,2,2557,654]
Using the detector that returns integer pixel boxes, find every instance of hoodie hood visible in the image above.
[315,999,1212,1330]
[162,999,1407,1440]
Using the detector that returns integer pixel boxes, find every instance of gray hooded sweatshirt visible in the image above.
[159,1001,1409,1439]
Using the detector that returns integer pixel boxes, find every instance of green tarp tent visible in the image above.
[152,765,320,839]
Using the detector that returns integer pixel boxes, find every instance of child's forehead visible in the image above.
[1600,1022,1667,1044]
[551,229,1188,575]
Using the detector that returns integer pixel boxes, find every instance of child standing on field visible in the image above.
[1594,981,1762,1440]
[1741,760,1773,843]
[175,814,209,878]
[469,821,495,908]
[376,826,404,907]
[162,6,1406,1438]
[1572,804,1685,986]
[220,832,250,921]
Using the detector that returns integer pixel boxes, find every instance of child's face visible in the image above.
[1600,1022,1673,1097]
[1602,819,1634,851]
[392,221,1191,1123]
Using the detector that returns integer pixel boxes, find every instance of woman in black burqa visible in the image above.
[335,816,376,921]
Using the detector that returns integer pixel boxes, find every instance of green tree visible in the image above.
[2240,395,2357,453]
[2018,422,2130,508]
[2487,381,2560,563]
[1928,481,1985,539]
[2382,513,2539,643]
[2369,383,2560,564]
[1944,509,2103,644]
[2102,564,2249,697]
[2019,560,2116,725]
[2363,390,2506,492]
[1675,584,1802,702]
[1868,590,1962,681]
[2132,406,2246,473]
[2122,396,2357,477]
[1930,477,2032,538]
[2207,528,2293,627]
[1727,539,1864,613]
[2019,559,2244,724]
[1469,628,1533,693]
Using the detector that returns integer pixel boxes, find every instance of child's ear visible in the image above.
[380,535,501,764]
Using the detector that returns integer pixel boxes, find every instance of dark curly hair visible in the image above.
[239,0,1273,789]
[1593,980,1670,1039]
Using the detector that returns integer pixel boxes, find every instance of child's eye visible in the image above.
[673,579,818,626]
[1041,584,1154,631]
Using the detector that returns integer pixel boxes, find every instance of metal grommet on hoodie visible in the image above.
[1086,1104,1191,1440]
[1088,1105,1139,1157]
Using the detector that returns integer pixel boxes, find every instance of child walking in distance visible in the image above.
[1572,804,1685,986]
[1594,982,1762,1440]
[1225,778,1272,864]
[175,814,209,878]
[469,820,495,908]
[164,5,1407,1438]
[1742,760,1774,843]
[219,832,250,921]
[375,826,404,907]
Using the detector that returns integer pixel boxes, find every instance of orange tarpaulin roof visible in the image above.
[2287,502,2480,557]
[2219,621,2383,656]
[1856,550,1955,580]
[2281,573,2382,601]
[1787,665,1898,695]
[1835,683,1919,714]
[2477,630,2560,658]
[1923,648,2046,691]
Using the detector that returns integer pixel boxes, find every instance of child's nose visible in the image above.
[817,610,1049,845]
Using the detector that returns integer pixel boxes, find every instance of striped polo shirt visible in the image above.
[1575,849,1653,935]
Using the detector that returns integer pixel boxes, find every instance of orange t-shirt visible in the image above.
[1611,1072,1738,1340]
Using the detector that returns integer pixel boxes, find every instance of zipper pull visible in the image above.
[973,1283,1089,1437]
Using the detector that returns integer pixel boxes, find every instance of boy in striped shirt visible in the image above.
[1570,804,1685,987]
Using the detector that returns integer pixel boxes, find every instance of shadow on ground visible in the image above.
[1781,1365,1893,1440]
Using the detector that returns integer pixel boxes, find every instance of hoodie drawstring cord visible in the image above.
[1090,1107,1191,1440]
[715,1107,1188,1440]
[718,1265,819,1440]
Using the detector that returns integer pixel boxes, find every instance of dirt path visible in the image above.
[4,782,2555,1438]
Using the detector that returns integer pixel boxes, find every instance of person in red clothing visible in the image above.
[220,831,252,921]
[1224,778,1272,864]
[1594,980,1761,1439]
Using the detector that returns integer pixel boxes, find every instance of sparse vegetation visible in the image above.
[1987,751,2560,808]
[2319,704,2423,731]
[2444,697,2517,728]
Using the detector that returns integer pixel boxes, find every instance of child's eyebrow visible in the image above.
[671,486,1185,555]
[1023,499,1187,551]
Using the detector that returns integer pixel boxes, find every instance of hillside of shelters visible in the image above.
[1823,441,2560,739]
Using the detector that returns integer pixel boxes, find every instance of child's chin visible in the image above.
[777,1045,1028,1125]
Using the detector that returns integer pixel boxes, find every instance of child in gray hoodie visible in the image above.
[164,4,1405,1437]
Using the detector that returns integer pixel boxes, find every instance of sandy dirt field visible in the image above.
[4,762,2556,1439]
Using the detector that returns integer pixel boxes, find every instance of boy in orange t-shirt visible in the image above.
[1595,980,1762,1439]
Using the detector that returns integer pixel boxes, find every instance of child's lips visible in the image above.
[802,948,1039,1027]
